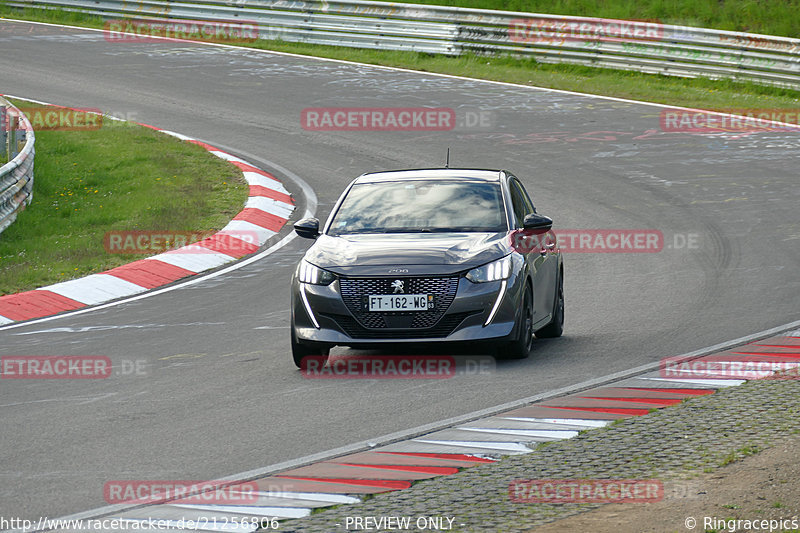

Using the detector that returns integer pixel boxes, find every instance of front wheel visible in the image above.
[501,286,533,359]
[536,270,564,339]
[291,328,330,369]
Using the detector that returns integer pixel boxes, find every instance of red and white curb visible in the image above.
[65,331,799,532]
[0,100,295,326]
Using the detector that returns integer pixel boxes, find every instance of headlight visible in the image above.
[297,260,336,285]
[466,256,512,283]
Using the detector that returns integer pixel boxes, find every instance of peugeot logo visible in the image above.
[391,280,404,294]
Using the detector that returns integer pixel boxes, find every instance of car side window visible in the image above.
[508,179,535,228]
[516,180,537,214]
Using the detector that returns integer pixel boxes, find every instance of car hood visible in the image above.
[304,232,510,276]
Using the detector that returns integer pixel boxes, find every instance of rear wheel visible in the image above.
[291,328,330,369]
[536,270,564,338]
[501,286,533,359]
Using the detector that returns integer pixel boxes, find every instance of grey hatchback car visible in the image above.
[290,168,563,368]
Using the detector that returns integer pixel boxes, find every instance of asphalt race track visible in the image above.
[1,20,798,522]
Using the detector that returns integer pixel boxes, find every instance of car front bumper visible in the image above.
[291,271,525,347]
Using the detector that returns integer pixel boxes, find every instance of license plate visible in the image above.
[367,294,433,311]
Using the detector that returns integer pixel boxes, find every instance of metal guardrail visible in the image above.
[0,97,35,236]
[6,0,800,88]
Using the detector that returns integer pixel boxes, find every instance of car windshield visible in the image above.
[328,179,507,235]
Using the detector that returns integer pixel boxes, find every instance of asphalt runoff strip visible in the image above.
[280,378,800,532]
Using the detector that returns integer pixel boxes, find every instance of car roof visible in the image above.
[354,168,506,184]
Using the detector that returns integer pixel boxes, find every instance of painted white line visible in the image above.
[1,94,60,106]
[158,129,193,141]
[641,377,747,387]
[209,151,249,164]
[677,360,800,365]
[252,492,361,504]
[0,315,13,325]
[170,503,310,519]
[466,418,597,431]
[41,274,147,305]
[245,197,294,219]
[459,427,580,439]
[220,220,277,246]
[242,171,289,194]
[662,360,800,379]
[145,250,235,273]
[413,439,532,453]
[502,417,611,428]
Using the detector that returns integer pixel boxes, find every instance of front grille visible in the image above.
[323,312,474,339]
[338,277,460,330]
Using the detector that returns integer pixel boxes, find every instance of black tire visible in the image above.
[291,328,330,369]
[501,285,533,359]
[536,270,564,339]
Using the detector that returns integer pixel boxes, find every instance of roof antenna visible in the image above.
[445,148,450,168]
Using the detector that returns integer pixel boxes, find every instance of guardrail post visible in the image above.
[16,128,27,159]
[0,106,7,163]
[8,115,20,161]
[0,97,35,236]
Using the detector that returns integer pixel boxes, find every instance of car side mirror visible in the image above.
[522,213,553,230]
[294,218,320,239]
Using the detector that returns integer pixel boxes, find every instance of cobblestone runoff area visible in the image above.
[280,378,800,532]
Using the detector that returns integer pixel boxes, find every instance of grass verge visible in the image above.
[1,3,799,111]
[0,100,248,295]
[367,0,800,38]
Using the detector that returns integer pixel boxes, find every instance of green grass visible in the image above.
[718,444,760,467]
[376,0,800,38]
[0,2,107,27]
[2,2,799,111]
[0,102,247,295]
